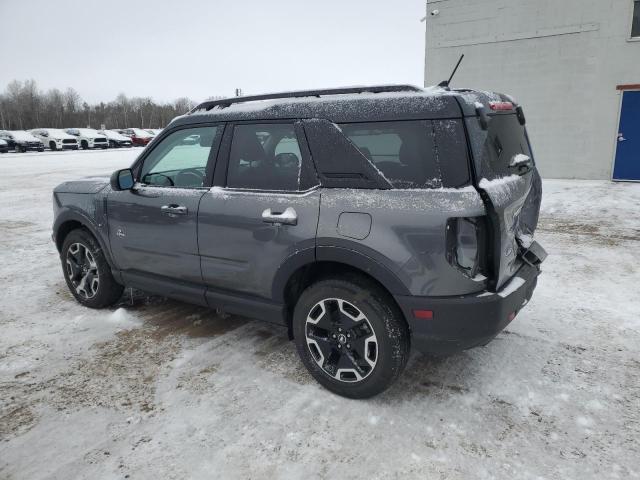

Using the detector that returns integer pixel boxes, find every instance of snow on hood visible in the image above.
[54,176,110,194]
[66,128,106,139]
[9,130,40,142]
[36,129,76,140]
[99,130,130,141]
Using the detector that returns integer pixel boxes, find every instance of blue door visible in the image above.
[613,90,640,181]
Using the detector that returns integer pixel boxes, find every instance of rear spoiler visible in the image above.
[456,91,526,130]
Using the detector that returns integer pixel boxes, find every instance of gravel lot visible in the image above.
[1,149,639,479]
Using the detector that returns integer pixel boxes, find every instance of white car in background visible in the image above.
[65,128,108,150]
[30,128,79,151]
[98,129,133,148]
[0,138,8,153]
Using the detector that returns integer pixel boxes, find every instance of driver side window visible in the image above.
[140,126,218,188]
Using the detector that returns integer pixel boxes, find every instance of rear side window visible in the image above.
[226,123,302,191]
[339,120,470,189]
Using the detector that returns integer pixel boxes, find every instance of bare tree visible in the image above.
[0,79,208,130]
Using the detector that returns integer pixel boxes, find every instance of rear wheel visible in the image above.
[81,140,88,150]
[49,141,57,151]
[293,276,410,398]
[61,229,123,308]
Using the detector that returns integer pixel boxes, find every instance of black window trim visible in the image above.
[213,118,318,194]
[131,121,225,190]
[632,0,640,38]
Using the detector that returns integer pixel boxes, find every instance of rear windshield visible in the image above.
[339,120,470,189]
[466,113,532,180]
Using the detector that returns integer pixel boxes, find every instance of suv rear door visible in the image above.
[197,121,320,318]
[106,125,222,303]
[465,101,542,289]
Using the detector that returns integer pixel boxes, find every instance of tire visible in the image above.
[49,141,57,151]
[81,140,88,150]
[60,229,124,308]
[293,275,410,398]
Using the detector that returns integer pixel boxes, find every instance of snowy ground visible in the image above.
[1,149,639,479]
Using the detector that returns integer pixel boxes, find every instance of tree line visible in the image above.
[0,79,215,131]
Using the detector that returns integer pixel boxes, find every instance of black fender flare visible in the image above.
[53,208,117,271]
[271,242,411,303]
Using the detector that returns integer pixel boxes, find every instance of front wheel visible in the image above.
[293,276,410,398]
[49,141,57,151]
[81,140,88,150]
[61,229,124,308]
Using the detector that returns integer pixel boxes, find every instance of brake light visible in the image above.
[489,101,514,111]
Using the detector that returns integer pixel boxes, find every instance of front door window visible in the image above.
[140,126,219,188]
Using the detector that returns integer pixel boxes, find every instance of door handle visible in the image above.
[262,207,297,226]
[161,204,188,216]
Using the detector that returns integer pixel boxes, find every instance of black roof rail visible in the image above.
[190,84,423,113]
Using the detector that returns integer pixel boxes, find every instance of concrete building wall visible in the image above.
[424,0,640,179]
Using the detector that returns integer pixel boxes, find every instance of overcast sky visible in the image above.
[0,0,427,104]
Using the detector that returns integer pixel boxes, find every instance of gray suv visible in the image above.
[52,85,547,398]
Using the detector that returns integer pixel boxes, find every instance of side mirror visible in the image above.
[110,168,135,191]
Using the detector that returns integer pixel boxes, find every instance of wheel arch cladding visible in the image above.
[279,258,410,340]
[54,212,116,271]
[55,219,83,252]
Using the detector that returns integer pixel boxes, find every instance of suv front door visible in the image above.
[107,125,222,303]
[197,121,320,317]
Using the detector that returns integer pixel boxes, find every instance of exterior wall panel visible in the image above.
[425,0,640,179]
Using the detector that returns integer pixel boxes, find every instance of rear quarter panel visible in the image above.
[317,188,488,296]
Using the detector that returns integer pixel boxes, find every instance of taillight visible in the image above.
[446,217,486,279]
[489,101,514,111]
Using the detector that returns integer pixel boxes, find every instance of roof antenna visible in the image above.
[438,54,464,90]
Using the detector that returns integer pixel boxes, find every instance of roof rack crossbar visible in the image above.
[191,85,423,112]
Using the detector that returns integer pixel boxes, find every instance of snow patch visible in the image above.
[510,154,531,167]
[498,276,526,298]
[576,416,594,427]
[517,233,534,249]
[105,308,141,329]
[478,175,521,189]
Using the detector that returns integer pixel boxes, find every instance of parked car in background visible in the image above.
[99,130,133,148]
[0,138,8,153]
[0,130,45,152]
[65,128,108,149]
[30,128,79,151]
[145,129,163,136]
[118,128,153,147]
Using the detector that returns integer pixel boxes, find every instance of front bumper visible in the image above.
[395,261,541,355]
[19,143,44,151]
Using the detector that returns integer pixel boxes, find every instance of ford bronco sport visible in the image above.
[52,85,547,398]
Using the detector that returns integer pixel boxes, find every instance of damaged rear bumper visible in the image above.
[394,252,544,355]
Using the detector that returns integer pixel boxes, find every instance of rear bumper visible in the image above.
[394,262,540,355]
